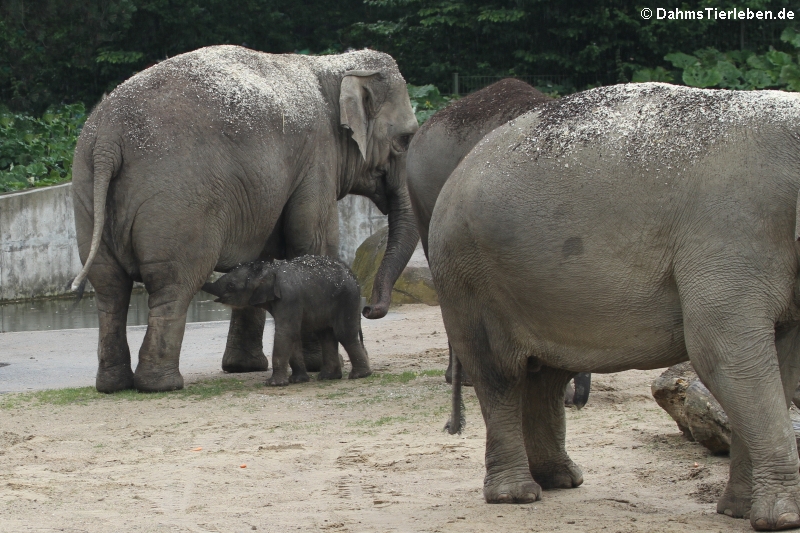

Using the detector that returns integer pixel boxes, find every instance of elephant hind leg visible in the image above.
[90,243,135,393]
[522,365,583,490]
[451,320,541,504]
[222,307,269,373]
[718,325,800,521]
[134,260,208,392]
[316,329,343,381]
[679,272,800,530]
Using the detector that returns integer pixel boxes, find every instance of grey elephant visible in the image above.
[70,46,418,393]
[431,83,800,531]
[405,78,590,407]
[201,256,371,386]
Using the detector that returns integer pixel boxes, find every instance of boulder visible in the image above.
[351,227,438,306]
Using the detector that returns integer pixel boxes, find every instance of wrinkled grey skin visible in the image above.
[202,256,371,386]
[405,79,591,408]
[430,83,800,531]
[71,46,418,393]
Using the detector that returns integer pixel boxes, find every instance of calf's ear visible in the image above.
[249,272,281,306]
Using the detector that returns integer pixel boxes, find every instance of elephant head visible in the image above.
[338,67,420,319]
[202,263,278,309]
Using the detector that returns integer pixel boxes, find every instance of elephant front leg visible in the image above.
[222,307,269,372]
[521,366,583,490]
[269,324,303,386]
[91,250,135,393]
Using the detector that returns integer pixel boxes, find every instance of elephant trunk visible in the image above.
[363,180,419,319]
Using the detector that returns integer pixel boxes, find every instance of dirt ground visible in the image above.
[0,305,748,532]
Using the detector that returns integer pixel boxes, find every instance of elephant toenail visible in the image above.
[776,513,800,529]
[723,509,733,517]
[753,518,770,530]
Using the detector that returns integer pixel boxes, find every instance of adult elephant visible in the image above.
[406,78,590,406]
[71,46,419,393]
[430,83,800,531]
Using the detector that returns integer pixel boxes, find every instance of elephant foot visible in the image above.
[530,460,584,490]
[288,371,310,384]
[222,345,269,373]
[267,373,290,386]
[317,369,343,381]
[96,365,135,393]
[750,493,800,531]
[133,367,184,392]
[349,367,372,379]
[717,482,752,519]
[483,475,542,504]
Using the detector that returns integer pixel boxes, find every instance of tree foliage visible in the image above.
[2,1,799,113]
[0,103,86,192]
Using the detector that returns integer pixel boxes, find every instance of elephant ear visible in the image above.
[340,70,379,161]
[249,271,281,306]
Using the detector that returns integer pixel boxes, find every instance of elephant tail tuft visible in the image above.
[444,354,465,435]
[70,140,122,292]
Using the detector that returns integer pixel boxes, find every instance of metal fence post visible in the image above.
[453,72,459,97]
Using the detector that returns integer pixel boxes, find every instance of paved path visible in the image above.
[0,308,423,393]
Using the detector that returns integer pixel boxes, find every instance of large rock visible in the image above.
[351,227,438,306]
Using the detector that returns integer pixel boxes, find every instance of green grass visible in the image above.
[0,378,261,409]
[0,369,452,410]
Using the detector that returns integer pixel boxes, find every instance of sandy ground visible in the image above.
[0,305,748,532]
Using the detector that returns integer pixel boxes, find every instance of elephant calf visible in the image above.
[203,256,371,386]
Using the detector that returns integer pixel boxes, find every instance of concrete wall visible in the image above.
[0,184,85,301]
[0,183,386,302]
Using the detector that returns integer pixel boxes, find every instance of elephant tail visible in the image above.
[70,141,122,292]
[444,354,465,435]
[572,372,592,410]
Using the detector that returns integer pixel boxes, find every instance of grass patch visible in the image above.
[0,378,261,409]
[349,415,409,428]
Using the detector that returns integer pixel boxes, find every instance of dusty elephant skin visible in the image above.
[430,83,800,531]
[202,256,371,386]
[405,79,592,407]
[70,46,418,393]
[406,79,556,390]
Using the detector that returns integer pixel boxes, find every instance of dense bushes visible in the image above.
[0,104,86,193]
[3,1,799,114]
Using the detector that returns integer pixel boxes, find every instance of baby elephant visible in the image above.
[202,256,372,386]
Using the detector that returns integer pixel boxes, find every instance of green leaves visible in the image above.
[0,103,85,193]
[407,83,453,124]
[651,40,800,92]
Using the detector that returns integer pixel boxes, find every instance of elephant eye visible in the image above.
[391,134,412,153]
[226,282,236,293]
